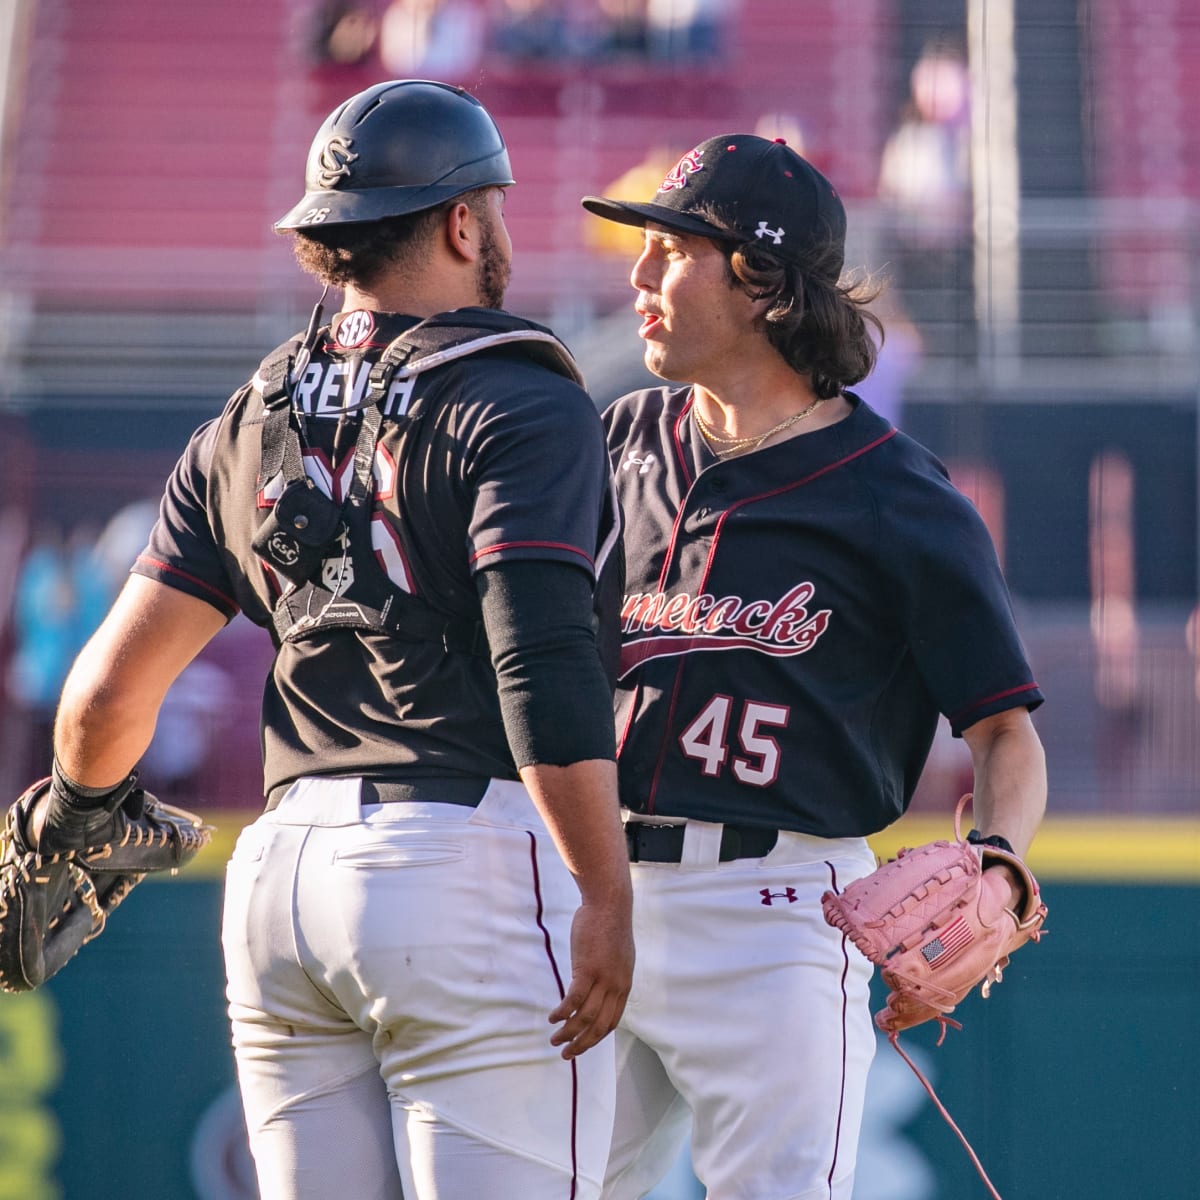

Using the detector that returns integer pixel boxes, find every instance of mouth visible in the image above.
[637,308,663,338]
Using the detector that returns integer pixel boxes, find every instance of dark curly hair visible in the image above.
[693,204,885,399]
[285,189,492,290]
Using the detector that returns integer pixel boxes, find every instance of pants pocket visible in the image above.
[332,839,466,869]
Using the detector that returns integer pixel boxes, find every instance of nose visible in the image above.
[630,240,658,292]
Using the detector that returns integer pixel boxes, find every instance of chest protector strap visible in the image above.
[253,312,583,652]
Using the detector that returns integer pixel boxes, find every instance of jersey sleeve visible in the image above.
[880,464,1043,736]
[463,367,609,579]
[130,419,241,620]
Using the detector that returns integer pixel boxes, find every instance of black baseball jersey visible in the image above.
[133,308,615,797]
[605,387,1043,838]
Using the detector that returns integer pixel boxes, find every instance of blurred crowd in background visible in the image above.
[309,0,735,72]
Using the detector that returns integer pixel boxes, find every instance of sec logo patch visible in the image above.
[336,310,375,348]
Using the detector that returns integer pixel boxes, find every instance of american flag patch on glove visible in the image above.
[921,915,975,968]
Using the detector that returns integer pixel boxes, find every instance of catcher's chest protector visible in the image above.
[251,312,617,658]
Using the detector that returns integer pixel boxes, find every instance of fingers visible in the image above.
[549,976,628,1060]
[546,902,634,1060]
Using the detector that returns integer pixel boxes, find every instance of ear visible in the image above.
[742,284,777,327]
[444,200,481,264]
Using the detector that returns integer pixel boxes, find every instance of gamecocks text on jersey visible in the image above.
[618,582,831,679]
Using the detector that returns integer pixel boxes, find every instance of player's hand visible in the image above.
[548,897,634,1060]
[983,861,1027,911]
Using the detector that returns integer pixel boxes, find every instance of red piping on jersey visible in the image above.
[825,861,850,1198]
[672,396,697,491]
[470,541,595,569]
[699,430,898,590]
[527,832,581,1198]
[616,691,638,757]
[135,556,239,613]
[649,396,702,593]
[949,682,1040,726]
[644,659,689,813]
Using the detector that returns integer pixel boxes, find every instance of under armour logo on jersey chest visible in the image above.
[621,451,658,474]
[760,887,798,906]
[290,359,416,418]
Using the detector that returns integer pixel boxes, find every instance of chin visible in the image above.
[644,351,685,383]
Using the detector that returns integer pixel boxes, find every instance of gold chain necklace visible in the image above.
[693,396,827,457]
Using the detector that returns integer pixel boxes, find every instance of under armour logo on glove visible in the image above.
[760,887,797,906]
[755,222,786,246]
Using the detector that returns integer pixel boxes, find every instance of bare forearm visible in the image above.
[519,759,631,902]
[54,666,160,787]
[963,708,1047,857]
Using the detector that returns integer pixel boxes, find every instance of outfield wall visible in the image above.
[1,815,1194,1200]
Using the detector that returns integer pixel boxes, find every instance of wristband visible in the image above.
[966,828,1014,856]
[51,760,138,814]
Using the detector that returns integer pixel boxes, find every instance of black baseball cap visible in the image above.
[581,134,846,279]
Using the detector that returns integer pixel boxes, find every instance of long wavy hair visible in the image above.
[694,204,885,398]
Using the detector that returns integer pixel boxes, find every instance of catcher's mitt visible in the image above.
[0,775,212,993]
[821,793,1047,1036]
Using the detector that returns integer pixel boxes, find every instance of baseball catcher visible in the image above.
[0,764,211,993]
[822,793,1047,1198]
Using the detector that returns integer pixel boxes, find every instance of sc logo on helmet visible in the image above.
[316,135,359,188]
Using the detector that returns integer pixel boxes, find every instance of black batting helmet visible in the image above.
[275,79,514,231]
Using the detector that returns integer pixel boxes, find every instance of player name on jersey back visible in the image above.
[290,358,417,419]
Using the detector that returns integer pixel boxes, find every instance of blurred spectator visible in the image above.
[646,0,732,62]
[753,110,808,155]
[853,288,924,427]
[8,525,75,715]
[591,0,649,60]
[877,39,973,355]
[65,521,111,654]
[8,524,84,780]
[878,40,971,244]
[142,658,236,806]
[308,0,380,65]
[379,0,484,79]
[91,498,160,600]
[490,0,574,62]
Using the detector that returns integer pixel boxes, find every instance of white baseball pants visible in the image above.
[221,776,615,1200]
[602,820,877,1200]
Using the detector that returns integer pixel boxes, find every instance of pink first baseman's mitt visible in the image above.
[822,794,1047,1036]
